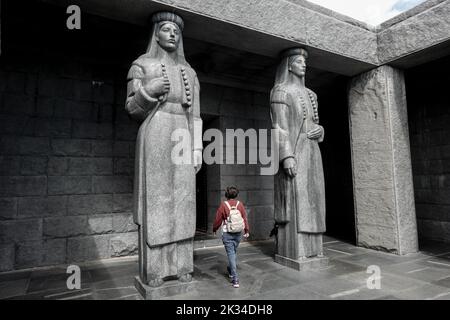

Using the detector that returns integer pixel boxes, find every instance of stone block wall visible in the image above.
[0,56,140,272]
[200,83,274,241]
[407,55,450,244]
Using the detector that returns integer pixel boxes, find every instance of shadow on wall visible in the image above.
[0,0,144,273]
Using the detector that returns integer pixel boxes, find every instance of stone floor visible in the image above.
[1,236,450,300]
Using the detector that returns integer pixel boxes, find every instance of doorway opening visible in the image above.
[311,74,356,244]
[195,114,220,239]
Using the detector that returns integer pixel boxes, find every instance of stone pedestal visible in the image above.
[275,254,329,271]
[134,276,197,300]
[348,65,418,255]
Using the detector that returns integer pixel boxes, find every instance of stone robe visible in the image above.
[126,54,202,281]
[271,84,326,259]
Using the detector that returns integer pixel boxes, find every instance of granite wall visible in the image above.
[407,55,450,244]
[0,45,142,272]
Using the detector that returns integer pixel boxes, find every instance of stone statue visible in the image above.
[125,12,203,288]
[270,48,326,268]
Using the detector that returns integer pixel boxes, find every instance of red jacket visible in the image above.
[213,199,249,234]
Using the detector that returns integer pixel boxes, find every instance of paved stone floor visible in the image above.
[1,236,450,300]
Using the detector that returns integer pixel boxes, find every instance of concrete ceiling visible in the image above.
[41,0,378,77]
[184,38,343,93]
[38,0,450,77]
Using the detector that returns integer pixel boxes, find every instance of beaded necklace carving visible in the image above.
[157,63,168,103]
[307,89,319,123]
[181,66,192,107]
[158,63,192,108]
[299,89,319,123]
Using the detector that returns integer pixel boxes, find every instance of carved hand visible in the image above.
[142,76,170,99]
[283,157,297,178]
[194,149,203,174]
[307,125,323,140]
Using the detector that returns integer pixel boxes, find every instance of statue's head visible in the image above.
[282,48,309,78]
[273,48,309,87]
[151,12,184,53]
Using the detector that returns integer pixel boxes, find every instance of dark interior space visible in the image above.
[195,159,208,234]
[195,115,220,234]
[312,78,356,244]
[406,54,450,245]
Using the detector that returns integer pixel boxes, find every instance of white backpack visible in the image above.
[224,201,245,233]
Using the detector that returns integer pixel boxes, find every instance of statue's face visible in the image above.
[156,22,181,52]
[289,55,307,78]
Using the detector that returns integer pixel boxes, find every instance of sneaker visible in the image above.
[232,280,240,288]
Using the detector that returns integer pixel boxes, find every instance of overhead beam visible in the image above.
[41,0,379,76]
[378,0,450,68]
[40,0,450,73]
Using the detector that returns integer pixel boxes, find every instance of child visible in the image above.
[213,186,250,288]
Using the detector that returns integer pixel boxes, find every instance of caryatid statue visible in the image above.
[125,12,203,287]
[270,48,326,263]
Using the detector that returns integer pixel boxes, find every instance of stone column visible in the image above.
[348,65,418,255]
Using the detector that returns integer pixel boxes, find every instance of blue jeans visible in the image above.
[222,232,242,282]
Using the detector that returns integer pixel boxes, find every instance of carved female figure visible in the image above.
[270,48,326,261]
[125,12,202,287]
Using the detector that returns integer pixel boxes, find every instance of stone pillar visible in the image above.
[348,65,418,255]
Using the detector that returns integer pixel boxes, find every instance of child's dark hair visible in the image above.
[225,186,239,199]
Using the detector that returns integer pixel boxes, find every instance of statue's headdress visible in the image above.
[151,11,185,31]
[280,47,309,59]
